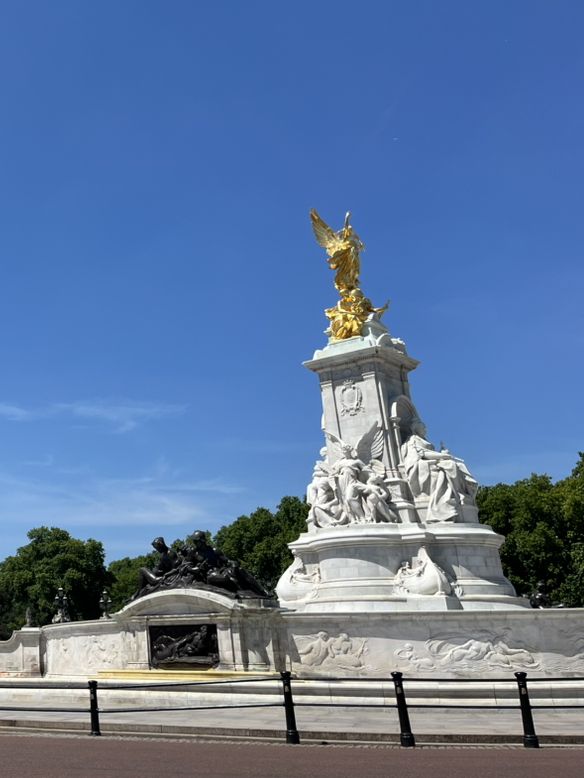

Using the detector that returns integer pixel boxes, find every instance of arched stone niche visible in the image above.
[390,395,422,455]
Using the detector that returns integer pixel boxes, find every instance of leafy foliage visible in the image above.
[478,453,584,605]
[0,527,110,639]
[213,496,309,592]
[107,552,156,611]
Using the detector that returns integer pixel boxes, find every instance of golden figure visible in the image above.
[325,290,387,340]
[310,209,364,296]
[310,209,387,341]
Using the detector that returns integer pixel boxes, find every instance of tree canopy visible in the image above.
[108,551,157,612]
[213,496,309,592]
[0,526,110,639]
[477,453,584,606]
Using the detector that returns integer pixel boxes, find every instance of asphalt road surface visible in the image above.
[1,734,583,778]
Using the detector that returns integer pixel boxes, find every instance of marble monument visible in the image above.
[1,209,584,691]
[277,209,523,613]
[275,209,584,680]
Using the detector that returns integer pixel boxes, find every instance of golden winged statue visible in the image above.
[310,209,364,296]
[310,209,387,341]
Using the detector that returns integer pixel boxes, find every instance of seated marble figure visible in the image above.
[400,419,478,523]
[130,531,269,601]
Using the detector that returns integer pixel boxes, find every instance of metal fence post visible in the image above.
[280,671,300,744]
[88,680,101,736]
[391,671,416,747]
[514,672,539,748]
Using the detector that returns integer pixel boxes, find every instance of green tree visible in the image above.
[0,526,110,638]
[107,552,156,611]
[213,496,309,592]
[478,453,584,605]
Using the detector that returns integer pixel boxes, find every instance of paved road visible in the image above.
[1,734,583,778]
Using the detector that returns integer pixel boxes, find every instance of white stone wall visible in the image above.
[280,608,584,679]
[0,628,42,676]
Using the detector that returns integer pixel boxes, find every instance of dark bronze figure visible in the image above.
[529,581,552,609]
[129,537,180,600]
[130,531,270,602]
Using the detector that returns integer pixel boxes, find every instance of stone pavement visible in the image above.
[0,701,582,744]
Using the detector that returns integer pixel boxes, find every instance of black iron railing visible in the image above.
[0,672,583,747]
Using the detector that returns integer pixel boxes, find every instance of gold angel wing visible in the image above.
[310,209,344,256]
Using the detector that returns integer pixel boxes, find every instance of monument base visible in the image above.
[0,593,583,683]
[277,524,526,613]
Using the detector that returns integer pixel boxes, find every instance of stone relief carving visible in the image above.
[49,632,132,674]
[394,630,540,675]
[298,631,367,671]
[306,424,399,528]
[400,419,478,523]
[275,550,320,604]
[394,643,435,671]
[339,380,363,416]
[393,546,452,596]
[149,625,218,668]
[289,550,320,585]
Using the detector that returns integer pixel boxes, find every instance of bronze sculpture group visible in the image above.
[131,531,269,601]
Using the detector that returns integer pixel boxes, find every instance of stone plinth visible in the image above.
[279,524,524,613]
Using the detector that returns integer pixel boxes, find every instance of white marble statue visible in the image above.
[306,424,400,528]
[306,461,344,528]
[362,470,400,523]
[401,419,478,522]
[332,445,368,523]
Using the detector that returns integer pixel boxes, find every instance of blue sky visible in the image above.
[0,2,583,562]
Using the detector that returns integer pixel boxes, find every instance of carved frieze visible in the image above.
[394,631,540,674]
[297,631,368,672]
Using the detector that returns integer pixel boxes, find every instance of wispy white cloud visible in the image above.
[53,400,187,433]
[0,403,33,422]
[0,467,244,534]
[0,399,187,433]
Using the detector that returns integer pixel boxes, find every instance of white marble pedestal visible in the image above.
[278,524,526,613]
